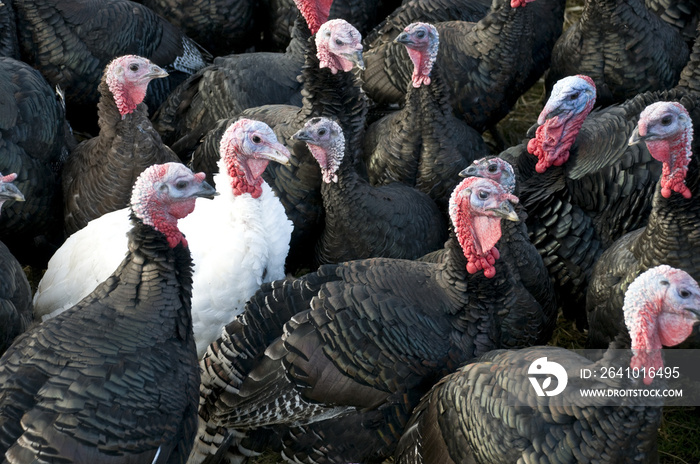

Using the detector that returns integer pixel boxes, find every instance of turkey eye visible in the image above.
[569,92,579,100]
[478,191,489,200]
[679,289,691,298]
[660,280,670,286]
[661,116,672,125]
[416,31,425,38]
[335,39,344,45]
[130,64,139,72]
[176,180,188,189]
[318,128,327,136]
[252,135,261,143]
[487,164,497,173]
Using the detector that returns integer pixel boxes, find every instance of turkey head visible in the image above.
[292,116,344,183]
[527,74,597,173]
[315,18,364,74]
[624,265,700,384]
[105,54,169,118]
[0,173,25,214]
[460,157,517,194]
[394,22,438,88]
[130,162,216,248]
[450,177,519,278]
[220,118,291,199]
[629,101,693,199]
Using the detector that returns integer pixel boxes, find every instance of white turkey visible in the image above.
[34,119,293,357]
[0,162,217,463]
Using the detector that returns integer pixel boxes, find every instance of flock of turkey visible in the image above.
[1,0,700,462]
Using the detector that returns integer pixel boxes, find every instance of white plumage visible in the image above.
[33,119,293,357]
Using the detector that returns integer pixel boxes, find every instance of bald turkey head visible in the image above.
[0,173,25,216]
[460,157,517,194]
[629,101,694,199]
[105,55,169,118]
[450,177,519,278]
[395,22,439,88]
[130,163,216,248]
[315,19,364,74]
[527,75,597,173]
[292,117,344,184]
[220,119,291,199]
[624,265,700,384]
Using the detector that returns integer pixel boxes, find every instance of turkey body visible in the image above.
[544,0,690,108]
[191,177,537,463]
[61,56,180,236]
[0,0,19,58]
[587,97,700,348]
[0,163,216,464]
[394,265,700,464]
[11,0,210,135]
[645,0,700,46]
[0,57,70,266]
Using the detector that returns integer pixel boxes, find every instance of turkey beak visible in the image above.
[145,64,169,80]
[394,32,412,46]
[0,182,25,203]
[344,50,365,70]
[492,199,519,222]
[192,180,217,200]
[263,143,292,166]
[459,165,479,178]
[291,130,314,143]
[628,127,650,146]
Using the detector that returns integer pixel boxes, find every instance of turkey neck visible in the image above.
[635,152,700,276]
[94,77,154,144]
[296,35,368,153]
[99,216,195,346]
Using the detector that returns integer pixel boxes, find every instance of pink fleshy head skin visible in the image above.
[395,22,439,88]
[105,55,168,118]
[510,0,535,7]
[624,265,700,385]
[316,19,364,75]
[292,117,344,184]
[220,119,291,199]
[130,163,211,248]
[633,101,693,199]
[527,75,596,173]
[294,0,332,35]
[449,177,519,278]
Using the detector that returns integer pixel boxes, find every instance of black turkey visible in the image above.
[587,98,700,348]
[395,265,700,464]
[645,0,700,47]
[62,55,180,236]
[0,56,71,267]
[190,176,546,463]
[544,0,690,108]
[11,0,210,135]
[151,0,331,161]
[0,162,216,463]
[292,117,447,265]
[0,173,32,357]
[362,0,565,135]
[362,22,489,217]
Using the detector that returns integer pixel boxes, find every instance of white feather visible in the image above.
[33,159,292,358]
